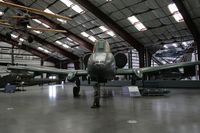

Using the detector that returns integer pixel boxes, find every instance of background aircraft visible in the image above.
[0,1,71,43]
[7,39,200,107]
[0,70,59,89]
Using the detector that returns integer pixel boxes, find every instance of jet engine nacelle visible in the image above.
[114,53,127,68]
[67,72,77,82]
[83,53,91,68]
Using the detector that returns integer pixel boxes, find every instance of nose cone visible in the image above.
[93,53,106,62]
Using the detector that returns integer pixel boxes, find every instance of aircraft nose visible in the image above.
[94,61,105,66]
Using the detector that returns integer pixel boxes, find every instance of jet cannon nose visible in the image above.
[94,61,105,66]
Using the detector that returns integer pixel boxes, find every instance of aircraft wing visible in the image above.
[7,65,88,76]
[116,61,200,78]
[0,1,71,21]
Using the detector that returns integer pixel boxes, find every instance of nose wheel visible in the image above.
[91,83,101,108]
[73,86,80,97]
[73,77,80,97]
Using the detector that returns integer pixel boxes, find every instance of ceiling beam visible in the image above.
[4,0,93,52]
[75,0,144,52]
[29,32,79,61]
[0,34,57,62]
[172,0,200,51]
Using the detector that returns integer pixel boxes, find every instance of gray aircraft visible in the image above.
[0,71,59,89]
[7,39,200,108]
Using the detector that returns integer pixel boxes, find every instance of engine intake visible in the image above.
[83,54,91,68]
[114,53,127,68]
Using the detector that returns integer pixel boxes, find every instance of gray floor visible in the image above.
[0,84,200,133]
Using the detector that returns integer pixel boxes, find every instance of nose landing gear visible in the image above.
[91,83,101,108]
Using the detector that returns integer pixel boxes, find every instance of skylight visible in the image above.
[57,18,67,24]
[19,38,25,42]
[81,32,96,42]
[67,37,73,41]
[164,45,168,49]
[128,16,147,31]
[55,40,70,48]
[42,23,50,28]
[99,26,116,37]
[172,43,178,47]
[60,0,84,14]
[99,26,108,32]
[60,0,73,7]
[88,36,96,42]
[173,12,184,22]
[62,44,70,48]
[27,25,42,34]
[55,40,63,45]
[44,8,67,24]
[168,3,184,22]
[44,8,54,14]
[182,42,187,46]
[38,47,43,51]
[33,30,42,34]
[81,32,89,37]
[33,19,42,24]
[72,5,84,13]
[11,34,18,39]
[38,47,50,53]
[33,19,50,28]
[106,30,115,37]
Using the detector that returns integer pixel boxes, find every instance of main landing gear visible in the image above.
[73,77,80,97]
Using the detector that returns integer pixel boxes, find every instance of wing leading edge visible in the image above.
[116,61,200,78]
[7,65,88,76]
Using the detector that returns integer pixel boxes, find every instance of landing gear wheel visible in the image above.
[73,86,80,97]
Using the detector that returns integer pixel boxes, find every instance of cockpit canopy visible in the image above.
[93,39,111,53]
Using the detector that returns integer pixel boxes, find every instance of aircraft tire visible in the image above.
[73,86,80,97]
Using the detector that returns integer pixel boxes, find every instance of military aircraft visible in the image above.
[7,39,200,108]
[0,1,70,42]
[0,70,59,89]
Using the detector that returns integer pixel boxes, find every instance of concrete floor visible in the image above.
[0,84,200,133]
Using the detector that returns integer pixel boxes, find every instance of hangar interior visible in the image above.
[0,0,200,133]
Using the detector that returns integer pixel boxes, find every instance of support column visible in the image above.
[40,58,44,79]
[128,50,133,80]
[74,61,80,70]
[139,49,144,68]
[11,45,14,65]
[145,49,152,67]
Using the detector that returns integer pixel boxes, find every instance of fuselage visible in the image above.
[87,40,116,82]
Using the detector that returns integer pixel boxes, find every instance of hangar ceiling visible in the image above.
[0,0,199,64]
